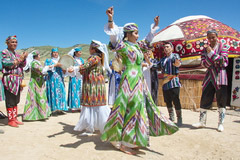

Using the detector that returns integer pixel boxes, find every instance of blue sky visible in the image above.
[0,0,239,50]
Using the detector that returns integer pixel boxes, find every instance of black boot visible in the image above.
[167,107,175,122]
[176,109,182,127]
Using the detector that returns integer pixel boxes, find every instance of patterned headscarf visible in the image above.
[123,23,138,32]
[5,35,17,44]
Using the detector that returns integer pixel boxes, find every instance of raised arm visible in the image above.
[138,16,160,52]
[104,7,124,48]
[144,16,160,43]
[106,6,114,29]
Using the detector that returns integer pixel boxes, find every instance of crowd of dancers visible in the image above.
[0,6,229,155]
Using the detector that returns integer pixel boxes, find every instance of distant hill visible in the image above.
[17,44,115,63]
[17,44,92,62]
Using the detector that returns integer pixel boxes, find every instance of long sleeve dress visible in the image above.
[101,23,178,148]
[74,53,111,133]
[67,57,84,110]
[44,58,67,112]
[23,60,51,120]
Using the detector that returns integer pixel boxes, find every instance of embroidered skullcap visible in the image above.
[5,35,17,44]
[74,47,82,52]
[52,48,58,52]
[207,29,218,36]
[123,23,138,32]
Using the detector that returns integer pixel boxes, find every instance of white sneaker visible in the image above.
[217,124,224,132]
[192,122,206,128]
[79,131,93,136]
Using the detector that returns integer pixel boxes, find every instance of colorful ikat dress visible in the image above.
[74,53,111,133]
[101,23,179,148]
[23,60,51,120]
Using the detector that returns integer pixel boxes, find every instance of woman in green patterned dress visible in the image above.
[23,51,51,121]
[101,7,179,155]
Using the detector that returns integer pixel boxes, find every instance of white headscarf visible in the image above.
[23,50,38,71]
[68,48,75,57]
[68,47,82,57]
[91,40,111,73]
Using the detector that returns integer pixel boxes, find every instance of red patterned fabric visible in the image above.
[153,18,240,64]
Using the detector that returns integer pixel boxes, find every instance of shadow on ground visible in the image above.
[48,122,164,157]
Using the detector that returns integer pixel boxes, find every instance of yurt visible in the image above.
[151,15,240,110]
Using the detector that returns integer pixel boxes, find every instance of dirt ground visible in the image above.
[0,81,240,160]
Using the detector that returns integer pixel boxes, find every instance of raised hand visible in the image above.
[106,6,114,28]
[153,16,160,28]
[106,6,114,20]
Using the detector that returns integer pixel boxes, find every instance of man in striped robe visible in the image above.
[159,42,182,126]
[1,35,28,127]
[192,30,228,132]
